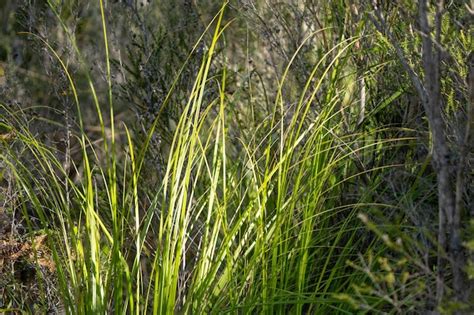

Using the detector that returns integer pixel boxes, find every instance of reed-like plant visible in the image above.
[0,1,419,314]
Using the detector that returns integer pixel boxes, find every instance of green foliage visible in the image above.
[0,0,472,314]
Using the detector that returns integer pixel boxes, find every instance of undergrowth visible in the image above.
[0,0,471,314]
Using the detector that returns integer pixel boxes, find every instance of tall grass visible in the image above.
[0,2,403,313]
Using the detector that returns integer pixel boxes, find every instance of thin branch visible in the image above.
[368,4,427,106]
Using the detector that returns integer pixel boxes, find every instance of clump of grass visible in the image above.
[0,1,411,314]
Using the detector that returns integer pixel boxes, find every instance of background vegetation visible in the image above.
[0,0,472,313]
